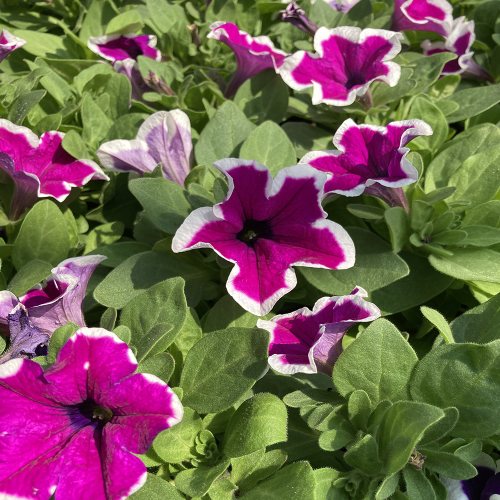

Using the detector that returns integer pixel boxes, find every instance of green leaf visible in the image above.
[314,468,348,500]
[407,97,448,153]
[179,327,269,413]
[462,200,500,228]
[402,466,436,500]
[84,222,124,254]
[13,200,70,270]
[13,30,75,59]
[48,322,79,364]
[406,53,457,96]
[8,90,46,125]
[74,64,116,95]
[421,307,454,344]
[421,186,457,204]
[136,352,175,384]
[100,307,117,331]
[377,401,444,474]
[376,473,400,500]
[462,225,500,246]
[61,130,89,160]
[371,68,416,107]
[410,340,500,438]
[444,83,500,122]
[195,101,256,165]
[105,10,144,34]
[318,428,354,451]
[104,73,132,121]
[239,121,296,176]
[420,407,459,446]
[81,93,111,147]
[87,242,151,268]
[129,474,183,499]
[332,318,418,406]
[385,207,411,253]
[348,389,372,430]
[344,434,383,475]
[175,459,230,497]
[347,204,385,220]
[113,325,131,344]
[223,393,287,458]
[7,259,52,296]
[418,449,477,480]
[430,230,467,246]
[283,388,345,408]
[281,122,333,159]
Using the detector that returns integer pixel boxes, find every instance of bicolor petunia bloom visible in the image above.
[391,0,453,37]
[257,287,380,375]
[280,2,319,37]
[0,120,108,220]
[0,29,26,63]
[278,27,403,107]
[422,17,493,80]
[299,118,432,209]
[87,34,162,63]
[97,110,193,186]
[207,22,289,97]
[172,159,355,316]
[0,328,184,500]
[0,255,106,362]
[312,0,362,14]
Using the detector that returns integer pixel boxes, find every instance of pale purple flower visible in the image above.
[278,27,403,106]
[87,34,161,63]
[172,159,355,316]
[114,58,152,101]
[0,328,183,500]
[257,287,380,375]
[422,17,492,80]
[0,29,26,63]
[391,0,453,37]
[280,2,319,37]
[97,110,193,186]
[207,22,289,97]
[299,119,432,209]
[0,120,108,221]
[312,0,362,14]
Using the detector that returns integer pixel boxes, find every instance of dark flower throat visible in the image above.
[237,219,273,247]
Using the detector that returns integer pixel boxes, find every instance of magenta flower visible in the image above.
[172,159,355,316]
[0,328,183,500]
[87,34,161,63]
[278,27,403,107]
[0,120,109,221]
[207,22,289,97]
[299,118,432,209]
[97,110,193,186]
[391,0,453,37]
[257,287,380,375]
[0,29,26,63]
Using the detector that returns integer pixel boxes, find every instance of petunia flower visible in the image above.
[391,0,453,37]
[0,29,26,63]
[0,120,108,221]
[422,17,493,80]
[299,118,432,210]
[172,159,355,316]
[96,110,193,186]
[312,0,362,14]
[0,255,106,362]
[257,287,380,375]
[207,22,289,97]
[278,26,403,107]
[280,2,319,37]
[0,327,184,500]
[87,34,162,63]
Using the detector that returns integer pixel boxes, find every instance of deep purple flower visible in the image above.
[87,34,161,63]
[280,2,319,38]
[97,110,193,186]
[391,0,453,37]
[0,328,183,500]
[257,287,380,375]
[422,17,492,80]
[0,29,26,63]
[312,0,362,14]
[0,120,108,221]
[278,27,403,106]
[172,159,355,316]
[299,119,432,209]
[207,22,289,97]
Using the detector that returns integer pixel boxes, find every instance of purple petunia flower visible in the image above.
[0,29,26,63]
[391,0,453,37]
[0,328,183,500]
[299,118,432,209]
[257,287,380,375]
[172,159,355,316]
[97,110,193,186]
[312,0,362,14]
[280,2,319,37]
[0,120,109,221]
[278,27,403,107]
[207,22,289,97]
[87,34,162,63]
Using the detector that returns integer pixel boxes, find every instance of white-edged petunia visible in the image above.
[172,159,355,316]
[391,0,453,36]
[87,34,161,63]
[258,287,380,375]
[96,110,193,186]
[0,29,26,63]
[0,328,183,500]
[278,26,403,106]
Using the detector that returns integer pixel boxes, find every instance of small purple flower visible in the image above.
[114,58,152,101]
[299,119,432,209]
[0,328,183,500]
[312,0,362,14]
[258,287,380,375]
[278,27,403,106]
[87,34,161,63]
[280,2,319,37]
[0,29,26,63]
[97,110,193,186]
[207,22,289,97]
[391,0,453,37]
[172,159,355,316]
[0,120,109,221]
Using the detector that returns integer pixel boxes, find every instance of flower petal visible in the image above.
[392,0,453,36]
[0,290,19,331]
[96,139,158,175]
[0,30,26,63]
[87,34,161,62]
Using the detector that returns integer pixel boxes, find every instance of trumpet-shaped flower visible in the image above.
[257,287,380,375]
[299,118,432,208]
[280,2,319,37]
[97,110,193,186]
[0,328,183,500]
[0,120,108,220]
[87,34,161,63]
[278,27,403,106]
[207,22,289,97]
[0,29,26,63]
[391,0,453,37]
[172,159,355,316]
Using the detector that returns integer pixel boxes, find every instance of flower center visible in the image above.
[345,72,366,90]
[69,399,113,428]
[237,219,273,247]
